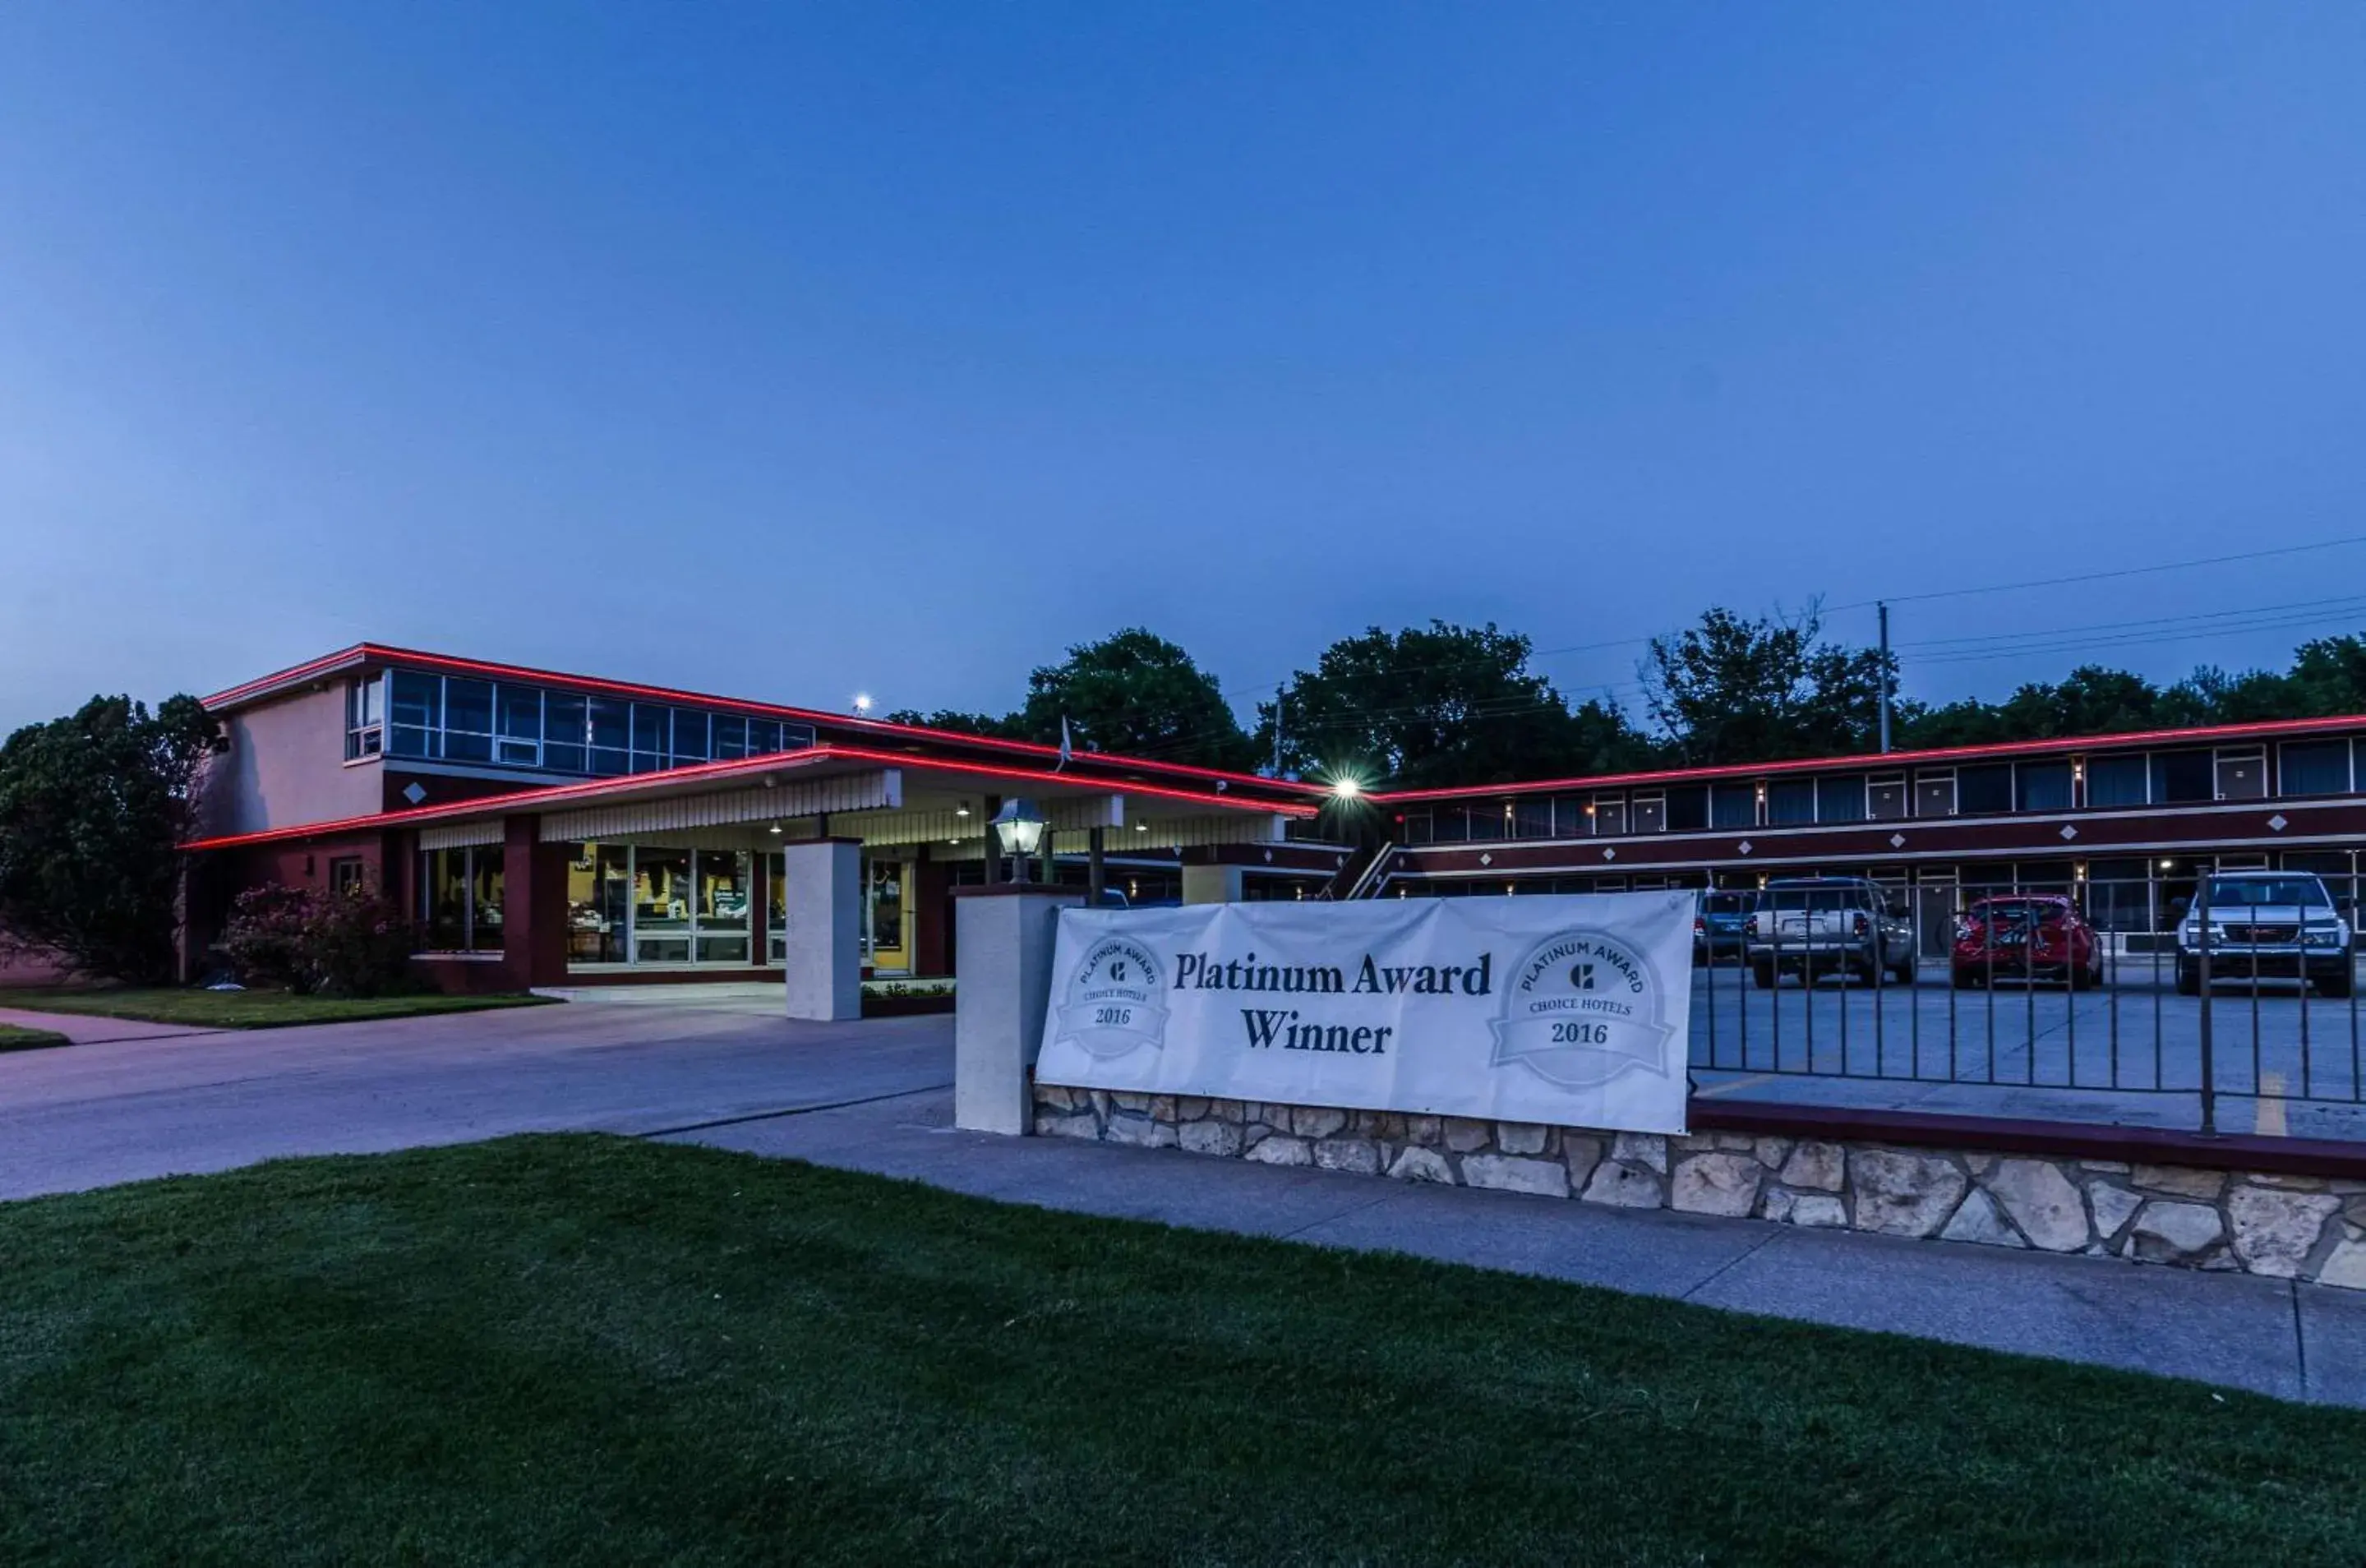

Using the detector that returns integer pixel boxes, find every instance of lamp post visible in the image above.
[991,797,1049,884]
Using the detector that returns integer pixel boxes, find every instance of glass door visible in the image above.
[865,857,911,974]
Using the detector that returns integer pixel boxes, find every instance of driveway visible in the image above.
[0,999,952,1201]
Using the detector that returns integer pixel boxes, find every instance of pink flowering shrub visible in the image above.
[220,880,417,996]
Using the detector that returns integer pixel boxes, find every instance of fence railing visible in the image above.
[1689,873,2366,1139]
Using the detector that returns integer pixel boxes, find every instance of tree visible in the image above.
[1012,629,1255,771]
[1256,621,1656,790]
[879,708,1017,740]
[1639,602,1897,764]
[0,694,216,982]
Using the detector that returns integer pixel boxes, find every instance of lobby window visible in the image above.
[749,717,788,756]
[419,845,503,952]
[330,855,366,894]
[1817,774,1867,823]
[696,850,753,963]
[2280,740,2352,797]
[344,676,385,760]
[565,844,631,965]
[713,714,749,761]
[2087,754,2148,807]
[1765,778,1816,826]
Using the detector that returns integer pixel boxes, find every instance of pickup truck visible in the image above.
[1746,876,1918,989]
[2175,872,2354,998]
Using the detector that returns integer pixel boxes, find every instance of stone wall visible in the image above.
[1032,1085,2366,1290]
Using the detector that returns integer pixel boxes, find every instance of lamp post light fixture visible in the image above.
[851,693,874,717]
[991,797,1049,883]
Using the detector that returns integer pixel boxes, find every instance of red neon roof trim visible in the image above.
[1381,711,2366,803]
[181,742,1320,852]
[201,643,1331,800]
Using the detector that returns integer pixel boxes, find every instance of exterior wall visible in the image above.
[1033,1087,2366,1290]
[201,684,381,838]
[1397,798,2366,885]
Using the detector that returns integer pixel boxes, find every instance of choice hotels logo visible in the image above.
[1050,934,1170,1059]
[1488,928,1676,1090]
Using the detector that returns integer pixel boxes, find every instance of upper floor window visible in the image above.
[1817,775,1867,823]
[2150,750,2213,805]
[1913,769,1956,818]
[1958,763,2013,815]
[1867,775,1907,820]
[2087,754,2147,808]
[1630,791,1667,834]
[2279,740,2352,798]
[344,677,384,760]
[380,669,814,779]
[2015,761,2073,813]
[1709,783,1756,829]
[1593,793,1627,836]
[2214,747,2267,801]
[1764,778,1816,826]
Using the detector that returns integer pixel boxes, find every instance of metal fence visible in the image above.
[1688,872,2366,1140]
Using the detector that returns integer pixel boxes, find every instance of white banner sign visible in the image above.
[1035,891,1693,1136]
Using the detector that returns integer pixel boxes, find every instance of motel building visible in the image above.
[182,646,1351,996]
[180,643,2366,994]
[1372,718,2366,955]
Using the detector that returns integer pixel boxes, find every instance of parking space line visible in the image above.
[2255,1071,2289,1138]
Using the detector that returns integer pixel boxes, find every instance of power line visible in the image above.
[1827,533,2366,614]
[1900,593,2366,653]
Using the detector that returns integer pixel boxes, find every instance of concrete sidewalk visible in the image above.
[676,1086,2366,1409]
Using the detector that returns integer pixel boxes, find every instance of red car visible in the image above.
[1950,895,2105,989]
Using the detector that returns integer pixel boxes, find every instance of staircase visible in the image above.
[1317,840,1397,901]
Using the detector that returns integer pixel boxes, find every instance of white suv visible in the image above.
[2175,872,2354,998]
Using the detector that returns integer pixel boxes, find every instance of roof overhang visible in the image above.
[182,742,1321,852]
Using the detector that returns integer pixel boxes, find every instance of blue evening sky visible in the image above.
[5,4,2364,739]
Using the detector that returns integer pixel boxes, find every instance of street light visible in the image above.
[992,797,1049,883]
[851,693,874,716]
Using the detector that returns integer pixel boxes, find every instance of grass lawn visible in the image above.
[0,987,557,1029]
[3,1138,2363,1566]
[0,1023,70,1051]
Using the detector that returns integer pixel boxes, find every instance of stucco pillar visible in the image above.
[781,837,861,1022]
[1182,863,1244,905]
[952,885,1083,1133]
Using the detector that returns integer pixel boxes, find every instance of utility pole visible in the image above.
[1877,601,1893,754]
[1272,683,1284,777]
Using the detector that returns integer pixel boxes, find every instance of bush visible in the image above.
[219,882,417,998]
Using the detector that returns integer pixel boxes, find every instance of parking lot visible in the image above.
[1688,957,2366,1139]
